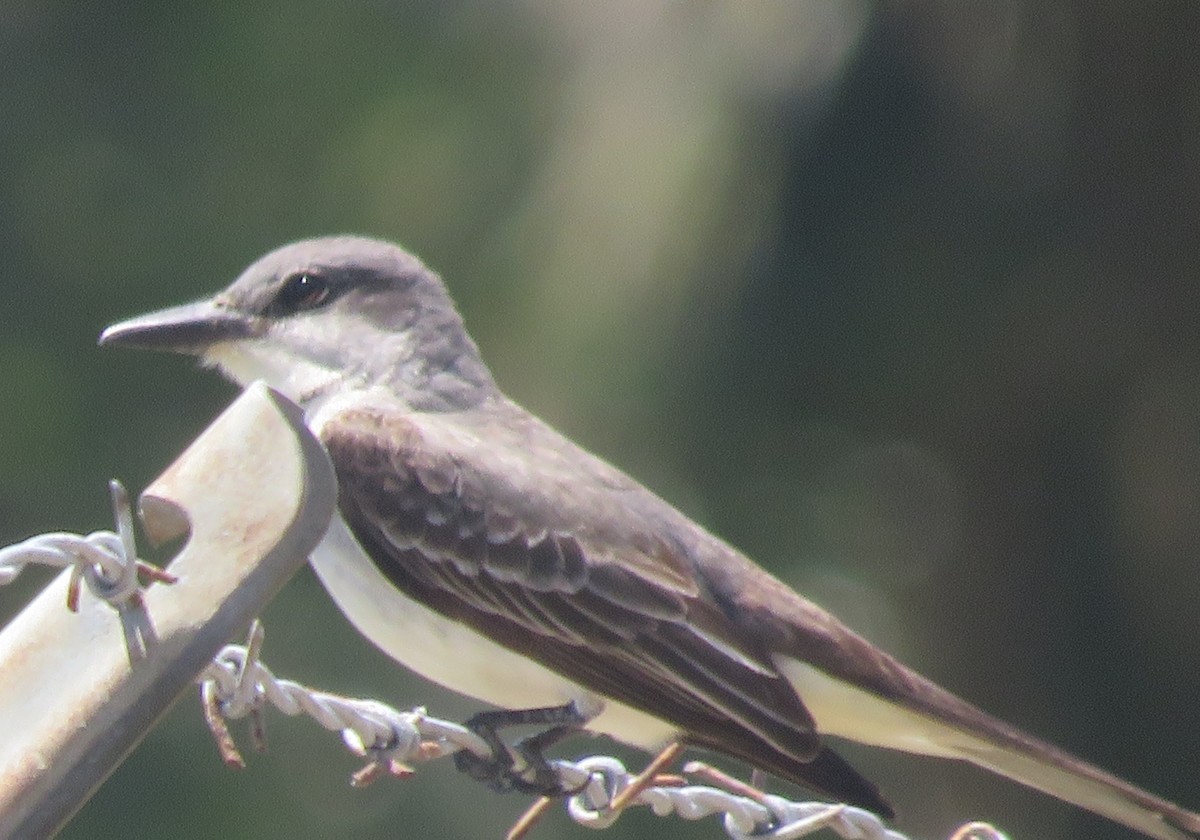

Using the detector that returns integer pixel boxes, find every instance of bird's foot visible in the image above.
[454,702,589,796]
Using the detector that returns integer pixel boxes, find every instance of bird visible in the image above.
[99,236,1199,839]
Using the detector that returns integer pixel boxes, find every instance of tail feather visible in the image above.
[958,736,1200,840]
[776,656,1200,840]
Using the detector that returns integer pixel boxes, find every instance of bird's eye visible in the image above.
[275,272,331,313]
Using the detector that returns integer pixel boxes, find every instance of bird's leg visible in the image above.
[516,722,604,794]
[454,702,589,796]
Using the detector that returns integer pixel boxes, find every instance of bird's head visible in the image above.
[100,236,495,410]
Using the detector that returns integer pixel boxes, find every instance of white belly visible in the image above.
[308,514,678,750]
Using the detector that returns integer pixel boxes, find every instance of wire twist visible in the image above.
[0,481,174,611]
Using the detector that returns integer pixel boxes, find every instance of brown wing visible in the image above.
[319,401,891,815]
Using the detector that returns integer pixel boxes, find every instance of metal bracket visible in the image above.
[0,382,336,839]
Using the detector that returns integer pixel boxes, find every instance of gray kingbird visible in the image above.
[99,236,1199,839]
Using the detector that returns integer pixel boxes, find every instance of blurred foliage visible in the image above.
[2,2,1199,839]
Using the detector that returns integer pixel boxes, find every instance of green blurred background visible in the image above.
[2,3,1198,839]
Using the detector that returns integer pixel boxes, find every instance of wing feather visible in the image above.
[319,402,891,815]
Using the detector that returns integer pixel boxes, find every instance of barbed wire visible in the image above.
[197,623,1007,840]
[0,487,1006,840]
[0,481,175,612]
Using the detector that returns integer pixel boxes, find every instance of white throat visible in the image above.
[203,339,345,405]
